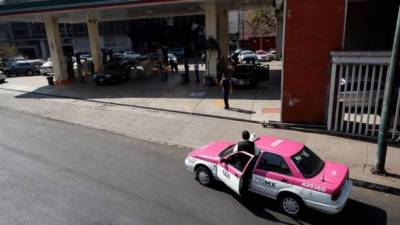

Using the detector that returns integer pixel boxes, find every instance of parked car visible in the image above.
[231,48,242,57]
[0,70,6,83]
[229,48,243,64]
[0,58,7,71]
[238,50,258,63]
[142,52,161,61]
[266,49,277,61]
[256,49,276,62]
[338,78,385,113]
[231,64,269,88]
[93,60,131,85]
[9,56,25,65]
[73,56,94,75]
[168,48,185,60]
[79,53,91,59]
[112,52,123,60]
[141,52,177,64]
[40,59,53,76]
[184,135,352,216]
[168,53,178,64]
[3,60,42,77]
[122,51,141,60]
[256,50,269,62]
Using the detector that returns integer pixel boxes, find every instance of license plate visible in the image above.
[239,80,245,85]
[100,78,104,82]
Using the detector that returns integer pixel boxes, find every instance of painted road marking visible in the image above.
[215,99,225,107]
[262,108,280,113]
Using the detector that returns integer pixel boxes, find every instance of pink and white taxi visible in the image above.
[184,135,352,216]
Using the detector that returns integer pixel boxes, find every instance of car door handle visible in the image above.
[281,179,288,183]
[234,173,240,177]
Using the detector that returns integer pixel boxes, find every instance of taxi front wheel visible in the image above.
[195,166,213,186]
[279,194,303,217]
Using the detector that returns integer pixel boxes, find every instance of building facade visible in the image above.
[0,0,277,59]
[229,7,277,51]
[0,17,208,59]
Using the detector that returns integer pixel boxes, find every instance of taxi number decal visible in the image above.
[270,139,283,148]
[222,170,230,179]
[302,182,326,192]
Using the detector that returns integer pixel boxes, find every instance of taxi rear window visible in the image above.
[291,147,324,178]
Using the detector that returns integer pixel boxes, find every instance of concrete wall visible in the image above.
[239,36,275,51]
[282,0,346,124]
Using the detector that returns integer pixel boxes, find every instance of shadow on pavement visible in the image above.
[385,172,400,180]
[12,70,282,101]
[226,107,256,114]
[210,183,387,225]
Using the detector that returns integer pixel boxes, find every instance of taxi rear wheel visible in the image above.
[195,166,213,186]
[279,194,302,217]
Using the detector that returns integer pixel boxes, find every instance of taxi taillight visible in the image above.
[332,170,348,201]
[331,189,341,201]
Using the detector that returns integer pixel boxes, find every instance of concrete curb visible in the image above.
[351,178,400,196]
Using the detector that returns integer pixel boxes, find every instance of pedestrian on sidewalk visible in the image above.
[220,72,232,109]
[169,58,175,73]
[173,60,179,73]
[159,60,168,82]
[194,60,200,83]
[184,59,190,82]
[201,52,206,66]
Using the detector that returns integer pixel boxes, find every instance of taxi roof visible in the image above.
[255,136,304,157]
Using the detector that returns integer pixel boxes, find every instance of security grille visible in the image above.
[327,51,400,140]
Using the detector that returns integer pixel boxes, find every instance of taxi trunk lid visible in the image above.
[318,161,349,194]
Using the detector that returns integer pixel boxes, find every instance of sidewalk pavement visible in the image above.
[0,61,282,123]
[0,86,399,191]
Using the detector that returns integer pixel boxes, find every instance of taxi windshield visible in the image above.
[291,147,324,178]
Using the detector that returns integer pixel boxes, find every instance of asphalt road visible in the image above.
[0,107,399,225]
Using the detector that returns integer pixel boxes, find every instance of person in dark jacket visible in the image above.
[233,130,260,196]
[184,59,190,82]
[220,72,232,109]
[233,130,255,155]
[194,60,200,83]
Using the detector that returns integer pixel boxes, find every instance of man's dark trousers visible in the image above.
[195,70,200,83]
[223,91,230,109]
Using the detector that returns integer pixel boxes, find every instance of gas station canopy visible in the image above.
[0,0,273,84]
[0,0,271,23]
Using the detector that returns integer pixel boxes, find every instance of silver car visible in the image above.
[0,70,6,83]
[40,59,53,76]
[338,78,384,111]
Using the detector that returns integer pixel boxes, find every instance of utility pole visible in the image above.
[373,5,400,174]
[237,8,240,48]
[241,1,245,43]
